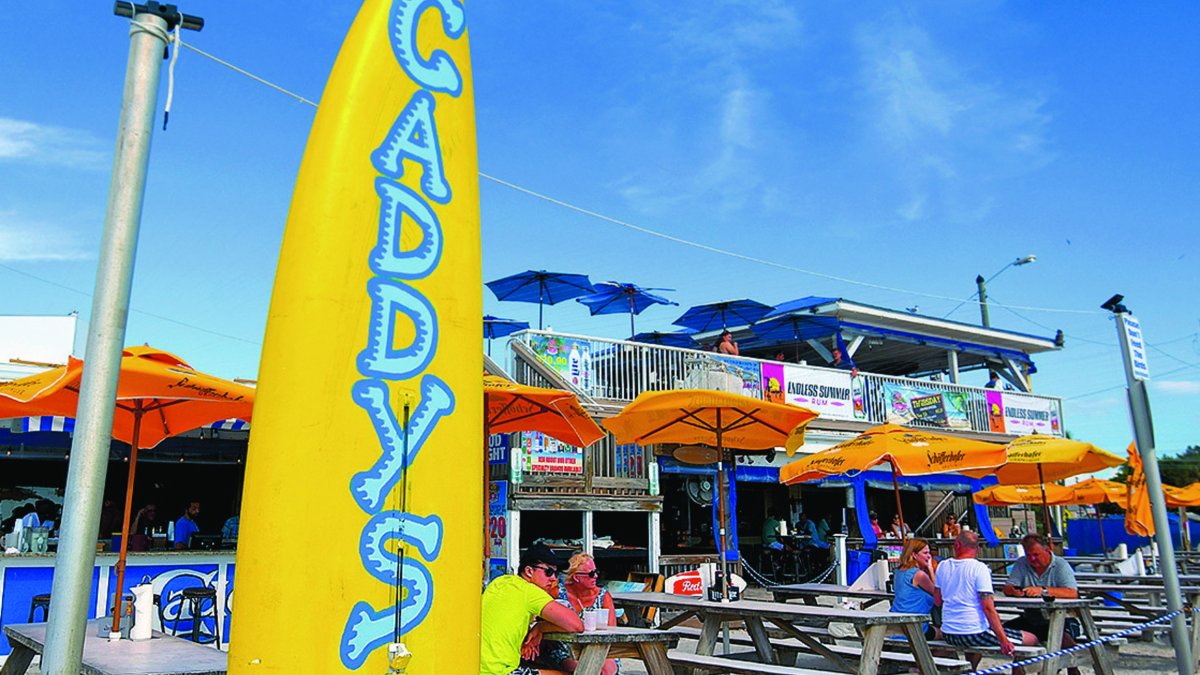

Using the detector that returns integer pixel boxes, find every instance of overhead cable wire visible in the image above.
[177,37,1105,319]
[0,262,262,346]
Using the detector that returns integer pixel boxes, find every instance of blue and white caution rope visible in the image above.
[969,608,1188,675]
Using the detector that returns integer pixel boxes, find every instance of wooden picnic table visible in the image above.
[611,591,938,675]
[1,621,227,675]
[773,584,1119,675]
[992,596,1115,675]
[541,626,678,675]
[769,583,891,609]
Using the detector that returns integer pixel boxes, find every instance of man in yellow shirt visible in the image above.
[481,544,584,675]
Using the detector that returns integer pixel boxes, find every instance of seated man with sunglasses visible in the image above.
[481,544,583,675]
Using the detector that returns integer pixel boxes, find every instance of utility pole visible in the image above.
[1103,294,1193,675]
[41,4,202,673]
[975,275,990,327]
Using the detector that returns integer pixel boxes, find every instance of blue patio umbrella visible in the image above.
[483,315,530,355]
[751,314,840,360]
[577,282,677,338]
[672,299,775,333]
[630,330,697,349]
[486,270,596,329]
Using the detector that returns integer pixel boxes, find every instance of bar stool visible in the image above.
[179,587,220,645]
[28,594,51,622]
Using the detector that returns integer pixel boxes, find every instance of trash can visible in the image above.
[846,550,873,584]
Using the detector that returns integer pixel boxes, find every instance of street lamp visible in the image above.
[975,255,1036,327]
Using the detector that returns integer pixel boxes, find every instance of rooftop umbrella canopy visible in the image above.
[483,375,605,448]
[576,281,677,337]
[485,269,595,329]
[974,483,1076,507]
[630,330,697,348]
[672,298,774,333]
[602,389,818,452]
[780,423,1006,484]
[0,345,255,449]
[962,435,1124,484]
[482,315,530,340]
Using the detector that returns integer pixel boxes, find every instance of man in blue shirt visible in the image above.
[174,501,201,549]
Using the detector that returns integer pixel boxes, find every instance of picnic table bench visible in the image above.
[770,584,1121,674]
[666,625,974,674]
[1,621,227,675]
[612,591,938,675]
[541,626,678,675]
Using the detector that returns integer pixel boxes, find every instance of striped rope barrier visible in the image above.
[969,607,1190,675]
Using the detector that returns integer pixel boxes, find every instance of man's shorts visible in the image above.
[944,626,1026,648]
[1006,613,1083,642]
[509,666,540,675]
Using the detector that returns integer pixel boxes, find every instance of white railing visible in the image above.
[509,330,1064,438]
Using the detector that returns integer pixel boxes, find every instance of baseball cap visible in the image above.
[519,543,560,574]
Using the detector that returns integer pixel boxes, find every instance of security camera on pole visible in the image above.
[1103,293,1193,675]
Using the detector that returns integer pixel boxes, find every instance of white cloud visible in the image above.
[0,212,93,261]
[0,118,107,169]
[1152,380,1200,396]
[854,15,1053,224]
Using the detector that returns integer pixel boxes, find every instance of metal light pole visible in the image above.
[944,255,1036,325]
[976,255,1037,327]
[41,4,202,673]
[1105,294,1193,675]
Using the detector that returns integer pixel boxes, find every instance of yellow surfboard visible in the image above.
[229,0,481,671]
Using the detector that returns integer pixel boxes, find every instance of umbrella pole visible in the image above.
[715,412,730,602]
[538,286,545,330]
[628,293,635,339]
[892,471,907,539]
[1097,509,1108,556]
[111,407,143,636]
[1037,465,1054,544]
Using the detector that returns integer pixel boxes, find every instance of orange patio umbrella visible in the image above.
[973,483,1076,507]
[1126,442,1153,537]
[603,389,819,599]
[782,423,1007,538]
[962,435,1124,539]
[483,375,605,447]
[481,375,605,580]
[0,346,254,633]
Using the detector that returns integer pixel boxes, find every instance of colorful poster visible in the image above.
[710,355,762,399]
[761,363,854,420]
[520,430,584,474]
[488,481,508,559]
[526,334,594,391]
[488,433,510,465]
[987,391,1062,436]
[881,382,971,429]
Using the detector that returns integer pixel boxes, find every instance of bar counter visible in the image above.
[0,549,235,658]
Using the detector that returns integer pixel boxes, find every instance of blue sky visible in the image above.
[1,2,1197,462]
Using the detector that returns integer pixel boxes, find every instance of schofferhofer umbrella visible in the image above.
[781,423,1007,540]
[0,346,254,634]
[963,435,1123,539]
[484,375,605,447]
[482,375,605,581]
[603,389,818,599]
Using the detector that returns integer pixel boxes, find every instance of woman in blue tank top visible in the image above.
[891,537,940,639]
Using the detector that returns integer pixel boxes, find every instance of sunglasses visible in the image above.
[531,564,558,576]
[574,570,599,578]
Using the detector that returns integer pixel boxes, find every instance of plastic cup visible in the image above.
[582,609,598,631]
